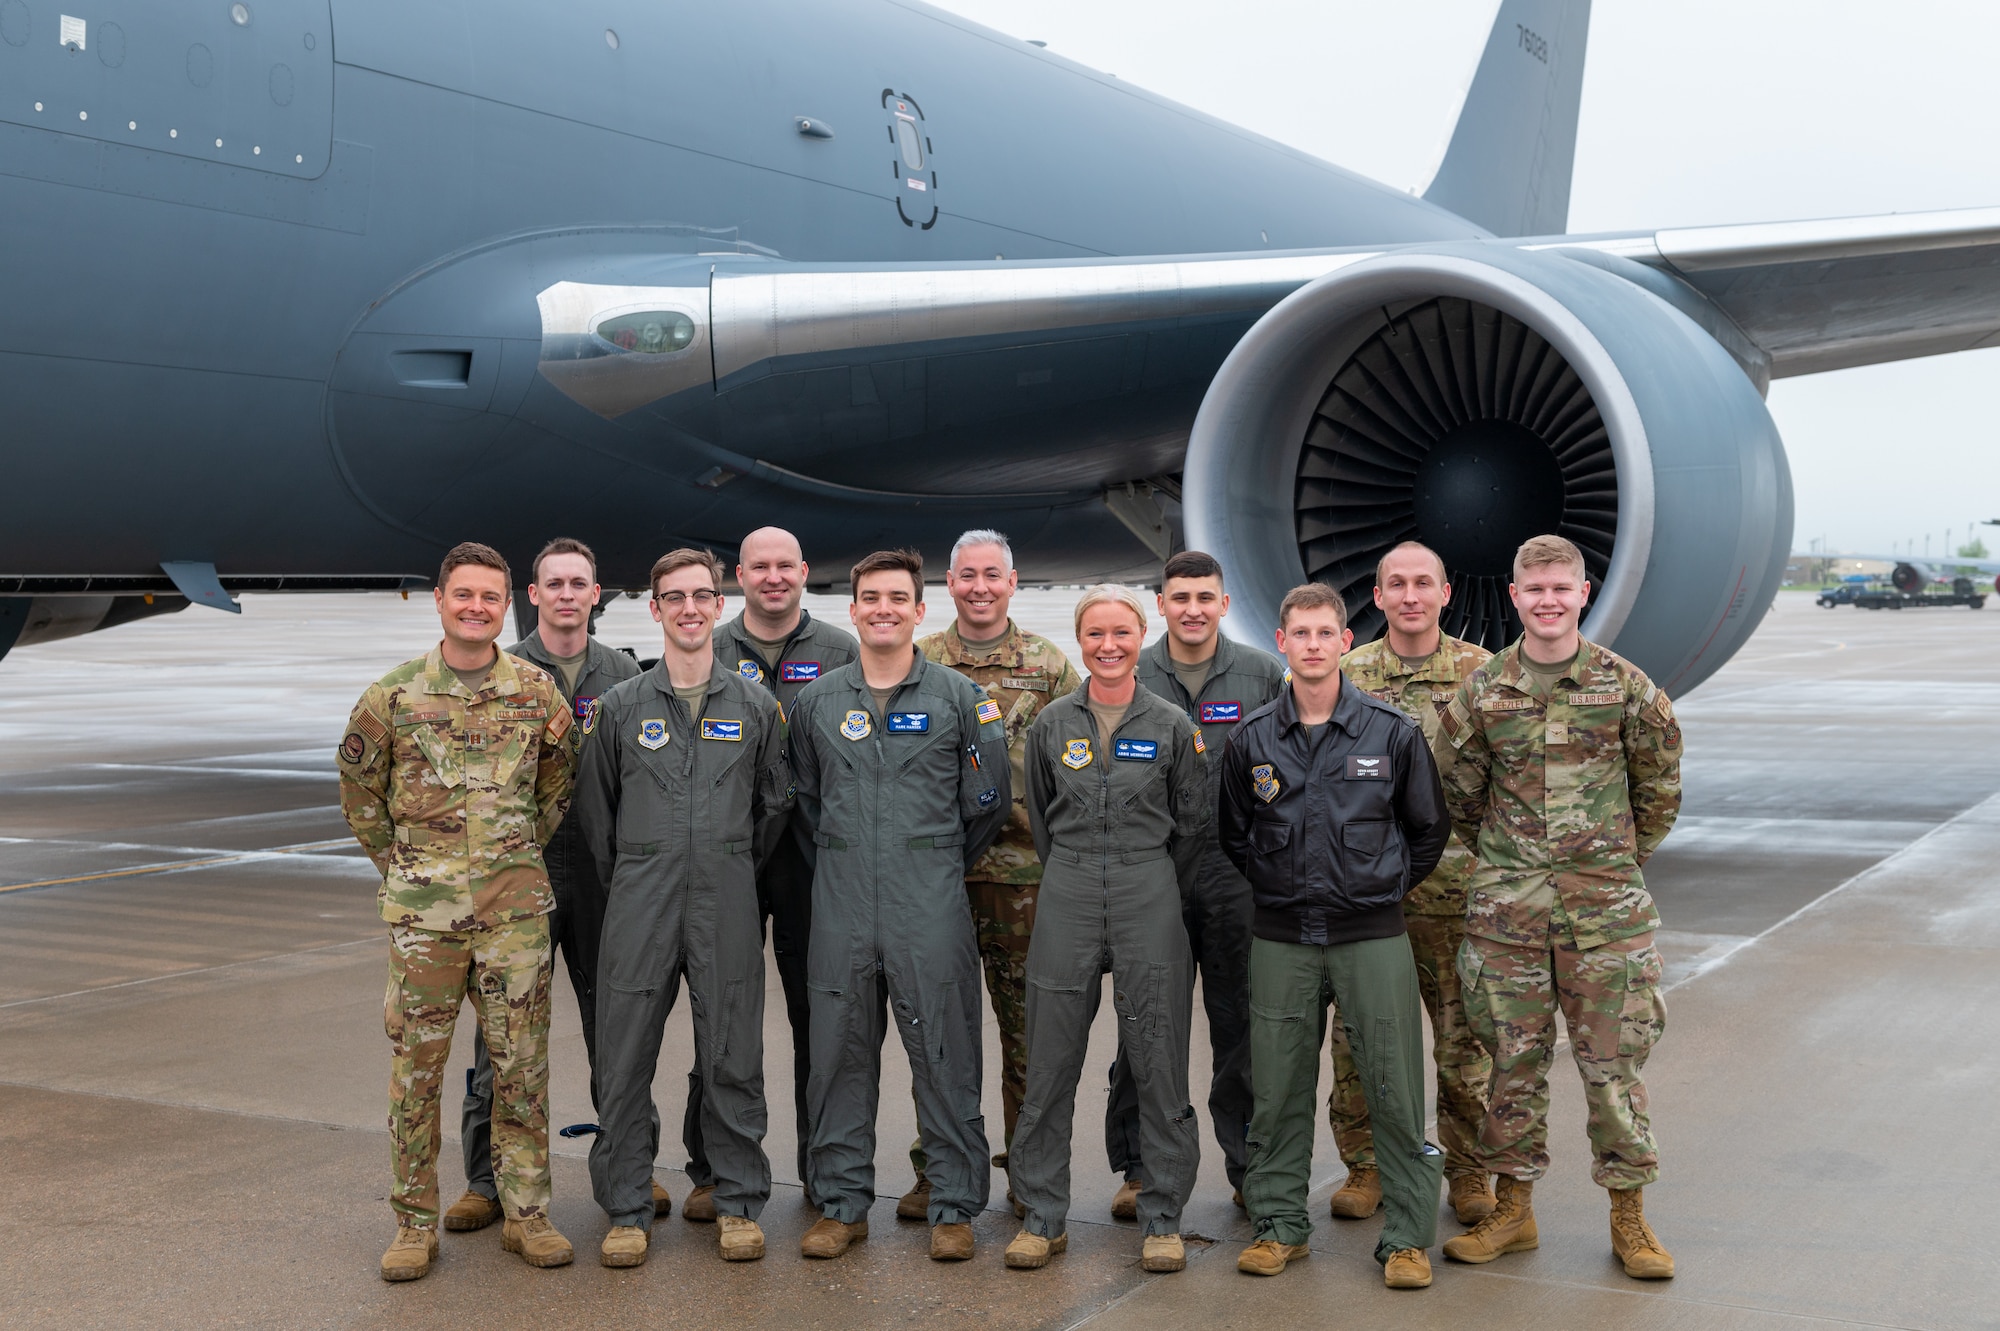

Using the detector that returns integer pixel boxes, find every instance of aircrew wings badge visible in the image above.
[638,718,669,750]
[1251,762,1280,803]
[840,709,872,741]
[975,698,1003,725]
[1062,738,1093,769]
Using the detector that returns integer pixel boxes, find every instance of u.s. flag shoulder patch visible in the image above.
[975,698,1003,725]
[1192,728,1206,754]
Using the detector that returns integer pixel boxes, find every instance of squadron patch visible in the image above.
[840,709,872,741]
[339,732,367,765]
[700,718,744,741]
[1062,738,1093,769]
[1252,762,1281,803]
[580,697,600,736]
[780,661,821,682]
[638,718,669,750]
[975,698,1003,725]
[737,659,764,682]
[1114,738,1159,762]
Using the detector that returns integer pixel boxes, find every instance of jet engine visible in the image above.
[1183,243,1794,694]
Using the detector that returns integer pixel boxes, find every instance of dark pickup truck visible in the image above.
[1817,579,1987,610]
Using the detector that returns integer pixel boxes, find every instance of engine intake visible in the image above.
[1184,244,1793,693]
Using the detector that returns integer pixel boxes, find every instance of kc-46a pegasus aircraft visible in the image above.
[3,0,1997,691]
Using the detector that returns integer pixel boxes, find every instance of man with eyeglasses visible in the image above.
[445,537,645,1235]
[686,527,857,1216]
[573,548,793,1267]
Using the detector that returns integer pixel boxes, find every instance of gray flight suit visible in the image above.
[1106,634,1286,1192]
[694,610,857,1195]
[788,652,1010,1226]
[572,661,792,1227]
[462,631,638,1200]
[1013,682,1209,1238]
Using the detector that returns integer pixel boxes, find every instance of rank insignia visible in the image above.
[887,712,929,733]
[975,698,1003,725]
[638,718,669,749]
[737,659,763,681]
[840,709,872,741]
[1199,701,1242,724]
[1114,738,1159,761]
[580,698,600,737]
[1251,762,1280,803]
[780,662,821,682]
[1192,728,1206,755]
[1062,739,1093,769]
[701,718,744,741]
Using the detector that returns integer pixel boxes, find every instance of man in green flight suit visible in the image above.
[901,528,1081,1219]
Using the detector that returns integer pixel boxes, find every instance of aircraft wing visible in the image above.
[1559,206,2000,378]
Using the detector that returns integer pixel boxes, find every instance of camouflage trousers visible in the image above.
[1327,913,1492,1179]
[911,877,1036,1175]
[385,917,553,1228]
[1456,929,1666,1189]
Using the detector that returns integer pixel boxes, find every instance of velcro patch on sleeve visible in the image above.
[1442,696,1472,748]
[975,698,1003,725]
[354,706,389,747]
[546,707,573,742]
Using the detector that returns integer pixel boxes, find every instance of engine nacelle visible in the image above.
[1183,243,1793,694]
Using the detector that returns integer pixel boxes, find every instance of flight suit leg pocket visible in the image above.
[1616,945,1667,1059]
[1456,938,1497,1055]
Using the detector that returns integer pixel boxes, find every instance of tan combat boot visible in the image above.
[1237,1238,1311,1276]
[442,1190,502,1232]
[930,1222,975,1261]
[1140,1233,1186,1273]
[652,1179,673,1217]
[1004,1230,1068,1269]
[1609,1188,1675,1279]
[379,1224,438,1281]
[1442,1176,1537,1264]
[1448,1172,1497,1225]
[896,1174,931,1220]
[600,1225,648,1268]
[801,1215,867,1258]
[682,1183,717,1222]
[1110,1178,1141,1221]
[1328,1164,1382,1218]
[502,1215,575,1268]
[1383,1248,1433,1289]
[717,1214,765,1261]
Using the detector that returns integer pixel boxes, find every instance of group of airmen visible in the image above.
[338,523,1683,1291]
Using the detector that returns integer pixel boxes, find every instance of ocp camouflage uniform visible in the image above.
[916,619,1082,1162]
[1324,634,1493,1184]
[1432,637,1681,1189]
[339,647,576,1229]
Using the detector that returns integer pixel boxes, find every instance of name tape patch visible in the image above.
[1346,755,1387,779]
[887,712,930,733]
[781,662,821,682]
[1480,697,1538,712]
[1567,691,1622,706]
[1003,675,1050,692]
[701,718,744,741]
[1114,738,1159,762]
[1199,701,1243,724]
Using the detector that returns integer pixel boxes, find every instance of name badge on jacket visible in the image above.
[1114,738,1159,761]
[781,662,821,682]
[700,719,744,741]
[887,712,930,733]
[1346,755,1387,779]
[1199,701,1242,724]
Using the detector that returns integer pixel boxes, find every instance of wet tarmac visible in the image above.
[2,588,1996,1329]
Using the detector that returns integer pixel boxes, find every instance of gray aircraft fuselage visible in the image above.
[1,0,1481,590]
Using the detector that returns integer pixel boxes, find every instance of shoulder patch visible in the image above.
[353,706,389,747]
[1192,728,1206,754]
[975,697,1003,725]
[579,697,601,736]
[545,707,573,743]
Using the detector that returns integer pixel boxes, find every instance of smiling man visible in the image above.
[449,538,645,1235]
[338,542,578,1281]
[788,549,1010,1263]
[907,529,1080,1216]
[1434,535,1683,1280]
[1320,541,1496,1228]
[572,548,791,1268]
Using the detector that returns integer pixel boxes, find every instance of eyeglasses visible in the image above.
[653,589,720,607]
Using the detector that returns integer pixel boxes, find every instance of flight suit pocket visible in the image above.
[1617,945,1667,1058]
[383,974,403,1042]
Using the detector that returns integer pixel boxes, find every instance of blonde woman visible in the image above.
[1004,585,1209,1274]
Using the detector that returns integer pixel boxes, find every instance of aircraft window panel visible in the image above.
[895,116,924,170]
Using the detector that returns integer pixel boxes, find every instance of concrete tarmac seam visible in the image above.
[0,934,377,1010]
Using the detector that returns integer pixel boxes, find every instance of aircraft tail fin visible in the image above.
[1422,0,1592,237]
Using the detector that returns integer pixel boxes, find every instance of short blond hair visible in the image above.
[1513,534,1586,582]
[1278,582,1348,631]
[1073,584,1148,638]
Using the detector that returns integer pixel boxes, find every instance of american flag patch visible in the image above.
[975,698,1002,725]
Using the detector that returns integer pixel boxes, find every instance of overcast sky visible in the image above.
[928,0,2000,558]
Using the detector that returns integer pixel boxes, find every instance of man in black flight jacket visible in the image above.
[1219,582,1451,1292]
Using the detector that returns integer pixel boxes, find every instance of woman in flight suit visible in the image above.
[1004,585,1210,1274]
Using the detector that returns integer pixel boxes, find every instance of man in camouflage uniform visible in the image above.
[1323,541,1496,1226]
[450,536,646,1234]
[338,542,578,1281]
[1433,535,1682,1281]
[902,528,1081,1218]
